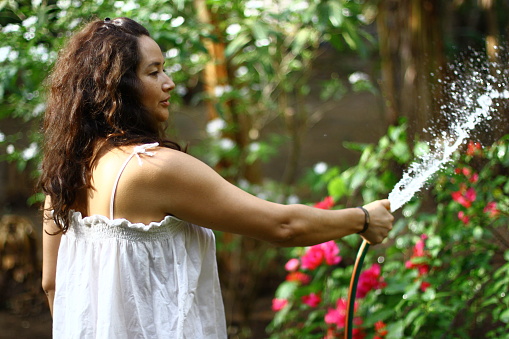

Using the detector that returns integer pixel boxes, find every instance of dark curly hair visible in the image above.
[40,17,183,233]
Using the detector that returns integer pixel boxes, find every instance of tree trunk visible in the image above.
[376,0,446,139]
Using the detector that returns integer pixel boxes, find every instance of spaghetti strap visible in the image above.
[109,143,159,220]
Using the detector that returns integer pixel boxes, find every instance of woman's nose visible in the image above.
[163,75,175,92]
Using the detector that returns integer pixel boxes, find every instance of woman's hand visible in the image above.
[359,199,394,245]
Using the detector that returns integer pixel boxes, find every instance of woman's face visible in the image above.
[136,35,175,122]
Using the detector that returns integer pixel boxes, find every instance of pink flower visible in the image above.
[465,188,476,202]
[458,211,469,224]
[321,241,342,265]
[484,201,500,218]
[285,258,300,272]
[314,196,335,209]
[300,245,325,270]
[271,298,288,311]
[451,191,472,208]
[324,298,360,330]
[302,293,321,307]
[356,263,386,298]
[462,167,471,177]
[300,241,341,270]
[286,272,311,285]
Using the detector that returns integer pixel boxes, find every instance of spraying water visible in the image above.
[388,54,509,213]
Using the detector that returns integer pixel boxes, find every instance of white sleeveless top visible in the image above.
[52,143,227,339]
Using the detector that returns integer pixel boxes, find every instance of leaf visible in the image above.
[274,281,298,300]
[225,33,250,57]
[328,176,347,200]
[500,309,509,323]
[328,2,343,27]
[386,320,404,339]
[292,28,312,55]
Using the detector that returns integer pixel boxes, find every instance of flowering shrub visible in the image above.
[268,123,509,338]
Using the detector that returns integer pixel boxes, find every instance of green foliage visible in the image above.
[268,122,509,338]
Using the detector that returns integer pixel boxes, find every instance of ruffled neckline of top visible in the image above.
[71,210,184,232]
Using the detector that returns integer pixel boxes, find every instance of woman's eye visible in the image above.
[150,71,158,76]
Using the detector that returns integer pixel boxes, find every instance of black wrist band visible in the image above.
[357,206,370,234]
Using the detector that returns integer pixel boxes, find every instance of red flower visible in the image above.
[484,201,500,218]
[356,263,386,298]
[469,173,479,183]
[451,187,476,208]
[466,140,482,156]
[271,298,288,311]
[374,321,388,337]
[406,234,430,278]
[420,281,431,292]
[302,293,321,307]
[314,196,335,209]
[458,211,470,224]
[286,271,311,285]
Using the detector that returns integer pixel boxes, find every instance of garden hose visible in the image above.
[345,239,370,339]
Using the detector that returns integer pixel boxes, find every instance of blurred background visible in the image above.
[1,0,508,338]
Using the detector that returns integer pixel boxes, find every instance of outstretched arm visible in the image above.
[145,149,393,247]
[41,196,61,316]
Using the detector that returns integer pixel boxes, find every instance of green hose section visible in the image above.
[345,240,370,339]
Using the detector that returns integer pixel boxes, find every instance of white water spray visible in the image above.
[388,85,509,213]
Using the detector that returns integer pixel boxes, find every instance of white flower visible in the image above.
[246,0,263,9]
[313,162,328,175]
[290,1,309,11]
[0,132,5,142]
[56,0,71,9]
[32,0,42,6]
[249,142,260,152]
[3,24,20,33]
[190,54,200,63]
[160,14,171,21]
[171,16,185,28]
[0,46,11,62]
[348,72,369,84]
[8,50,19,61]
[21,142,38,161]
[219,138,235,150]
[235,66,248,77]
[22,16,38,27]
[175,85,188,96]
[29,44,49,62]
[287,195,300,204]
[167,63,182,73]
[214,85,232,97]
[206,118,226,137]
[255,38,270,47]
[226,23,241,36]
[69,18,82,30]
[6,144,15,155]
[165,48,179,58]
[33,103,46,117]
[119,1,139,12]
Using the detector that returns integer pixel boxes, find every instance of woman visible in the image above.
[41,17,393,338]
